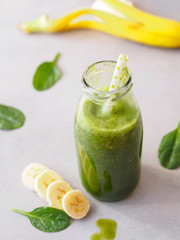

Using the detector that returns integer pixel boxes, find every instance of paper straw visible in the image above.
[109,54,128,90]
[103,54,128,112]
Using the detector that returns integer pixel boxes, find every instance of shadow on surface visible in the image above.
[127,164,180,204]
[102,164,180,233]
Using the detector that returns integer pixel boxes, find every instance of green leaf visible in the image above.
[158,122,180,169]
[12,207,71,232]
[33,53,61,91]
[0,104,25,130]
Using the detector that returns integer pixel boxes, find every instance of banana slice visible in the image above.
[35,169,63,200]
[47,180,72,209]
[62,190,90,219]
[22,162,48,191]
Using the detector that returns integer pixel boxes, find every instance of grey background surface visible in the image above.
[1,0,180,239]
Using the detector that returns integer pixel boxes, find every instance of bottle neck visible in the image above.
[82,60,133,102]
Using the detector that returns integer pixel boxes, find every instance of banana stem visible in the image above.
[19,9,91,33]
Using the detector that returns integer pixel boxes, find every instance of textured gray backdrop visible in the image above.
[1,0,180,239]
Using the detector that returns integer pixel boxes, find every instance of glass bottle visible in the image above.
[74,61,143,201]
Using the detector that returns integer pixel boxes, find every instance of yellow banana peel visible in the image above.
[98,0,180,36]
[18,0,180,48]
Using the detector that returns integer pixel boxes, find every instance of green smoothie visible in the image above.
[90,219,117,240]
[74,91,143,201]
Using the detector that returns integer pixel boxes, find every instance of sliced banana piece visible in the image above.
[47,180,72,210]
[22,162,48,191]
[62,190,90,219]
[35,169,63,201]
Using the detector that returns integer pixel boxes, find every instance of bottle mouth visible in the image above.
[82,60,132,100]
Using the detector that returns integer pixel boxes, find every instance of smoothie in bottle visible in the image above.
[74,55,143,201]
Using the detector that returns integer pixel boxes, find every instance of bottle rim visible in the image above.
[82,60,133,100]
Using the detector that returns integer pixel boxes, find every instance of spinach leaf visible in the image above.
[0,104,25,130]
[33,53,61,91]
[12,207,71,232]
[158,122,180,169]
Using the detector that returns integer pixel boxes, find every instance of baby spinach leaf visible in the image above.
[0,104,25,130]
[158,122,180,169]
[33,53,61,91]
[12,207,71,232]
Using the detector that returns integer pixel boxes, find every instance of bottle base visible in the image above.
[85,179,140,202]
